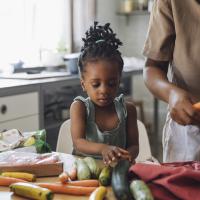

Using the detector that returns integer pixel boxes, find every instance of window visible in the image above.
[0,0,71,72]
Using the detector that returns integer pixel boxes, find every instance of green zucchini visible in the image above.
[83,157,101,179]
[75,158,91,180]
[130,180,154,200]
[111,160,132,200]
[99,166,112,186]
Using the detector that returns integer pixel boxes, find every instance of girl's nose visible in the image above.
[100,84,109,94]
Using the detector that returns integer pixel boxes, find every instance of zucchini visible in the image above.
[111,160,132,200]
[84,157,101,179]
[130,180,154,200]
[99,166,112,186]
[75,158,91,180]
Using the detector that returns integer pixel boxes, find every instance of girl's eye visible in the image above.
[92,83,100,88]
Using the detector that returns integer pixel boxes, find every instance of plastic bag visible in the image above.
[0,129,51,153]
[0,151,60,166]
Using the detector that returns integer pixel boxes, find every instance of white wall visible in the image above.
[96,0,167,160]
[96,0,149,57]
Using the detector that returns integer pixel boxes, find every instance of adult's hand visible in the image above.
[168,88,200,126]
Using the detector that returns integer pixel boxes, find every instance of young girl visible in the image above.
[70,22,139,165]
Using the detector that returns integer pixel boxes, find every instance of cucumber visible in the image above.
[99,166,112,186]
[111,160,132,200]
[84,157,101,179]
[75,158,91,180]
[130,180,154,200]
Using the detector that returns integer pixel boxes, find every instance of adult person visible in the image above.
[143,0,200,162]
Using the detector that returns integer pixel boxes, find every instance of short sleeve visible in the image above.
[115,94,127,118]
[73,96,90,117]
[143,0,175,61]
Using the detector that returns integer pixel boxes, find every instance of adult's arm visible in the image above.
[143,58,200,125]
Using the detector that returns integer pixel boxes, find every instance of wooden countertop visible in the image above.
[0,153,117,200]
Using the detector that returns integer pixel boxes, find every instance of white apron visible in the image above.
[163,111,200,162]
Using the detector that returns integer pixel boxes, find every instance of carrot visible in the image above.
[66,180,99,187]
[37,183,97,195]
[59,172,70,183]
[193,102,200,110]
[68,167,77,181]
[0,176,27,186]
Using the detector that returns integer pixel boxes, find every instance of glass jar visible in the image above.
[120,0,134,13]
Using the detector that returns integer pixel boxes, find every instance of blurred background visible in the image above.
[0,0,167,161]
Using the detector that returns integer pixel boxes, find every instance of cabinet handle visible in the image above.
[1,105,7,114]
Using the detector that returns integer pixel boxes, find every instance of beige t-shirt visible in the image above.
[143,0,200,99]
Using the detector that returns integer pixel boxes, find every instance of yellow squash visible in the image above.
[10,182,53,200]
[89,186,107,200]
[1,172,36,182]
[23,136,36,146]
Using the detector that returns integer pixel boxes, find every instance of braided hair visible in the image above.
[78,21,124,75]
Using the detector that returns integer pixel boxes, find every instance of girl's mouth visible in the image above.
[98,98,110,104]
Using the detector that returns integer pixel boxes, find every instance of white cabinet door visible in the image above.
[0,115,39,132]
[0,92,39,131]
[0,92,39,122]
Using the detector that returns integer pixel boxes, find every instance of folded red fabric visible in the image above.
[129,162,200,200]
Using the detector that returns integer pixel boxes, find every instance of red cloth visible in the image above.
[129,162,200,200]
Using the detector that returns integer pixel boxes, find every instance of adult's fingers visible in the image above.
[181,100,200,124]
[192,110,200,124]
[171,108,192,126]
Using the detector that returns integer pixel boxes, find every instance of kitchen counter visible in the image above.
[0,74,79,96]
[0,69,143,95]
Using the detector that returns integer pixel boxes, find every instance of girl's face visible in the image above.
[81,60,121,107]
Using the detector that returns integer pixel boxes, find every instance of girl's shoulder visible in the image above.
[125,100,137,118]
[73,96,91,108]
[114,94,127,118]
[116,94,137,117]
[74,96,89,103]
[70,98,86,113]
[70,96,91,116]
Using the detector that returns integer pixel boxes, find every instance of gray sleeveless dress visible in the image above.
[72,94,127,159]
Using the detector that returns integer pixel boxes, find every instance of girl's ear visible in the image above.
[80,79,86,91]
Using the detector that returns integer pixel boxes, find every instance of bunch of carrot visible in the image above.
[193,102,200,111]
[0,170,100,196]
[37,167,100,196]
[0,176,27,186]
[0,172,36,186]
[37,182,98,196]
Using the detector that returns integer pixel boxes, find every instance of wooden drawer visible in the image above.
[0,92,39,122]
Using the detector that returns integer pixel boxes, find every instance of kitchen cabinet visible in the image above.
[42,83,83,150]
[0,92,39,132]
